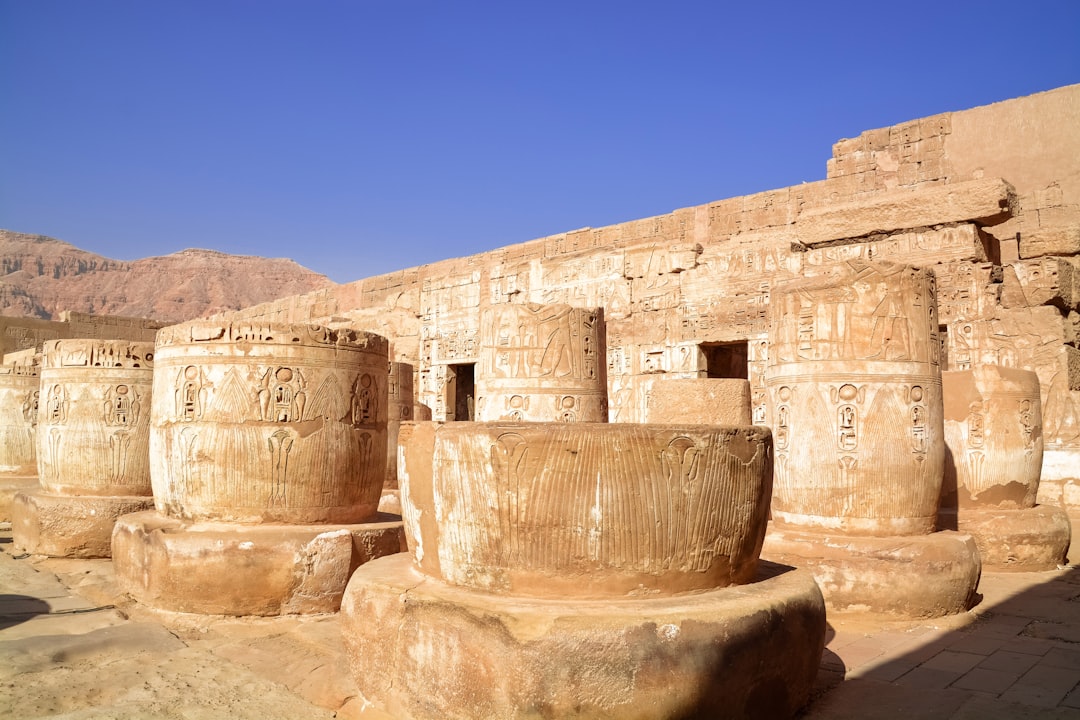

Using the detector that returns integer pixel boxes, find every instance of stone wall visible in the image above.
[214,85,1080,459]
[0,311,165,358]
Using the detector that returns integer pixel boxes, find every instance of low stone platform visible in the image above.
[938,505,1071,571]
[0,475,37,521]
[341,553,826,720]
[761,526,982,617]
[12,490,155,558]
[112,511,406,616]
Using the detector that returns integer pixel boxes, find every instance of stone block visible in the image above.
[795,178,1017,246]
[1001,257,1075,309]
[641,377,752,425]
[112,510,406,615]
[1019,224,1080,258]
[12,490,155,558]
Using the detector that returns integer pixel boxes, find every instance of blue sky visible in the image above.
[1,1,1078,284]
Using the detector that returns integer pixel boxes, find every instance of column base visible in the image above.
[340,554,826,720]
[760,525,981,617]
[938,505,1071,571]
[113,510,406,616]
[0,475,38,522]
[11,490,155,558]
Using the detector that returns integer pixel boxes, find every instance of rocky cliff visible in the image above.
[0,229,334,322]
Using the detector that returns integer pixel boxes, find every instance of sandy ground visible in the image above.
[0,523,370,719]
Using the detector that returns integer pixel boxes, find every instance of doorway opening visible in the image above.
[700,342,749,380]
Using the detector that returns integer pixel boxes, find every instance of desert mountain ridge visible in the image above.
[0,228,335,323]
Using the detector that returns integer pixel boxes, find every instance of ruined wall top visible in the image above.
[156,321,388,354]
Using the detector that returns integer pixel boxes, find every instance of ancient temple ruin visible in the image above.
[2,84,1078,718]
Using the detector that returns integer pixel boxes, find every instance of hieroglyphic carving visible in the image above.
[766,261,944,535]
[36,339,154,496]
[475,303,606,422]
[151,322,389,523]
[942,365,1043,509]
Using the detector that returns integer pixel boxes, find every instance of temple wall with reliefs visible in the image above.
[213,85,1080,471]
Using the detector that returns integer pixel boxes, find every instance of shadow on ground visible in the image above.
[799,563,1080,719]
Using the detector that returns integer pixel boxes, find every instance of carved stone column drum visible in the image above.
[943,365,1042,509]
[12,340,155,557]
[150,322,388,524]
[0,362,40,519]
[475,303,607,422]
[378,361,414,515]
[941,365,1070,570]
[765,260,944,536]
[37,340,155,496]
[400,422,773,597]
[114,322,405,616]
[341,421,827,719]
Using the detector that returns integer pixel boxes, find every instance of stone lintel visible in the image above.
[795,177,1017,247]
[112,511,406,616]
[760,527,981,617]
[341,553,826,720]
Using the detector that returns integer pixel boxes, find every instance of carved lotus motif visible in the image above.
[399,421,773,598]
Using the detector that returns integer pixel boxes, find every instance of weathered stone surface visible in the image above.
[942,365,1043,509]
[112,510,405,615]
[341,553,826,720]
[760,528,981,616]
[474,303,607,422]
[1020,224,1080,259]
[0,475,36,521]
[641,377,752,425]
[795,178,1017,246]
[937,505,1070,571]
[400,421,772,597]
[12,490,154,558]
[0,363,39,476]
[766,261,944,535]
[37,339,155,497]
[150,322,388,524]
[1001,256,1076,309]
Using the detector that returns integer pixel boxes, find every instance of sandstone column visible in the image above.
[0,354,40,520]
[12,340,156,557]
[940,365,1070,569]
[112,322,404,615]
[761,260,981,616]
[475,303,607,422]
[340,419,826,719]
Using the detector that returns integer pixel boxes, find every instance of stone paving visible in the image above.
[803,563,1080,719]
[1,521,1078,719]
